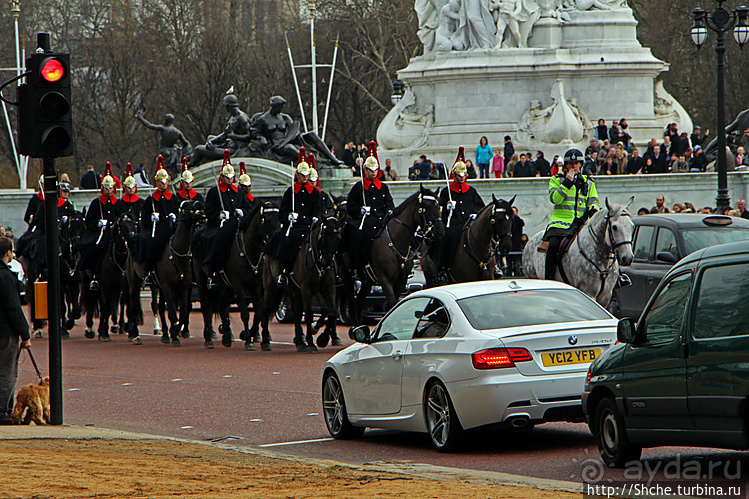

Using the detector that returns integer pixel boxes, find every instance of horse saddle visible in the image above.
[537,231,580,256]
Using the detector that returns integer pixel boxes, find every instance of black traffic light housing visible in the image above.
[18,49,73,158]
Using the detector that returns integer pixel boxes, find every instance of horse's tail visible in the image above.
[80,283,100,318]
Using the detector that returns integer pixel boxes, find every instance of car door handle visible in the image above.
[646,277,654,285]
[392,350,403,360]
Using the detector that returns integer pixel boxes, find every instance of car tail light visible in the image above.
[586,368,592,384]
[472,348,532,370]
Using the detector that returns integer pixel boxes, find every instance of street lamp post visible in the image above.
[691,1,749,214]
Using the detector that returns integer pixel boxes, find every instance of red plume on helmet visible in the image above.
[104,161,113,178]
[307,153,316,170]
[125,162,134,178]
[239,161,247,176]
[222,149,231,167]
[101,161,117,194]
[181,157,188,175]
[455,146,466,164]
[367,141,378,162]
[296,147,307,167]
[153,155,169,186]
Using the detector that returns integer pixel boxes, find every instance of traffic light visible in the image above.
[18,52,73,157]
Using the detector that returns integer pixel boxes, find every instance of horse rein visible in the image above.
[306,217,338,278]
[464,202,511,271]
[579,209,632,302]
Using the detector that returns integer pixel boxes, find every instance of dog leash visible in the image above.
[16,347,44,382]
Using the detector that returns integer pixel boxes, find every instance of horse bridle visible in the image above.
[307,216,339,278]
[464,202,511,271]
[580,209,633,302]
[112,214,135,274]
[238,205,279,274]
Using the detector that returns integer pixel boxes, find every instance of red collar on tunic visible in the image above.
[122,193,140,203]
[99,194,117,205]
[294,182,314,194]
[36,192,45,201]
[449,181,469,194]
[246,192,254,202]
[57,198,66,208]
[363,178,382,190]
[219,182,237,193]
[178,187,197,199]
[152,189,173,201]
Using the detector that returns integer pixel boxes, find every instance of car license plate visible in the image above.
[541,347,602,367]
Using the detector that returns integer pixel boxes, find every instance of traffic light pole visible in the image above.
[42,157,63,425]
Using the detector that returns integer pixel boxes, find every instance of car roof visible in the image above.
[410,279,579,301]
[635,214,749,229]
[676,240,749,268]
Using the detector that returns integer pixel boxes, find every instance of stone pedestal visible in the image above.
[377,8,692,174]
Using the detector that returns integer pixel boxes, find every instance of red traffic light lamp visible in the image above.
[17,43,73,158]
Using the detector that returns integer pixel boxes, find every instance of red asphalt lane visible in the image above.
[14,301,749,486]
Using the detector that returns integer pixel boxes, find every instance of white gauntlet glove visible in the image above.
[446,201,456,211]
[97,219,107,228]
[235,209,243,218]
[288,212,299,222]
[61,215,69,224]
[360,206,371,216]
[151,212,160,223]
[219,210,229,221]
[168,213,177,223]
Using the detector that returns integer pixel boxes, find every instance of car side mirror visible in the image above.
[656,251,678,264]
[617,318,638,344]
[349,325,372,344]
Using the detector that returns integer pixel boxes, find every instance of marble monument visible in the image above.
[378,0,691,168]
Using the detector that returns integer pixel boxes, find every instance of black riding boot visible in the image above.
[545,237,563,281]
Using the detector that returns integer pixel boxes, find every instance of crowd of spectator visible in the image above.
[638,195,749,219]
[339,118,749,182]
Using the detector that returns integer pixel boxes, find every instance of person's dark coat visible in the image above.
[80,170,101,190]
[644,144,668,174]
[513,160,536,178]
[434,181,484,269]
[78,194,120,271]
[273,182,325,267]
[503,141,515,164]
[534,157,551,177]
[596,125,608,142]
[200,183,251,270]
[0,258,29,341]
[627,156,645,174]
[345,178,395,269]
[23,193,44,226]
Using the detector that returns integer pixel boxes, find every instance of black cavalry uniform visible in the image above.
[135,189,179,268]
[274,182,324,270]
[17,198,77,266]
[176,186,205,205]
[78,194,120,272]
[345,177,394,270]
[115,193,145,228]
[23,193,44,226]
[201,182,251,273]
[435,181,484,270]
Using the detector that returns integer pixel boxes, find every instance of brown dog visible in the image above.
[12,376,50,425]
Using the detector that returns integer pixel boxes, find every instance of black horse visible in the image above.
[421,195,515,286]
[343,185,444,325]
[262,215,342,353]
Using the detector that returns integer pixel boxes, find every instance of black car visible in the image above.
[612,214,749,318]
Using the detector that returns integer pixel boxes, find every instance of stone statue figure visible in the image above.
[376,89,434,150]
[416,0,448,52]
[563,0,627,10]
[189,93,252,167]
[250,96,340,166]
[490,0,541,48]
[703,108,749,162]
[135,112,192,178]
[435,0,461,51]
[516,80,589,145]
[451,0,496,50]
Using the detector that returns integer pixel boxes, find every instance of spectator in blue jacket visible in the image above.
[475,136,493,179]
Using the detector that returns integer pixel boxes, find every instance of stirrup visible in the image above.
[206,275,217,289]
[143,272,154,286]
[89,279,99,291]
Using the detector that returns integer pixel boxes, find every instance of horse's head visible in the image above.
[604,196,635,267]
[257,202,280,242]
[179,199,206,227]
[315,216,341,270]
[415,184,444,241]
[115,213,137,247]
[489,194,515,241]
[331,196,349,225]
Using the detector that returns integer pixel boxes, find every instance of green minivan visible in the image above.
[582,240,749,467]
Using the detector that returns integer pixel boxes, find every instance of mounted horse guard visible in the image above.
[192,150,251,348]
[175,158,204,205]
[523,149,635,307]
[17,176,80,339]
[125,156,180,345]
[422,193,516,287]
[261,147,326,351]
[345,184,444,325]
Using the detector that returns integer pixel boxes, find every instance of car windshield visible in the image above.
[457,289,611,330]
[682,228,749,255]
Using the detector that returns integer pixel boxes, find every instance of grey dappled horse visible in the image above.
[522,197,635,307]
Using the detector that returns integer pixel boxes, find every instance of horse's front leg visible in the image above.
[97,285,112,342]
[235,286,254,351]
[290,291,306,352]
[316,275,339,348]
[219,292,234,348]
[248,279,263,344]
[151,285,162,335]
[302,285,317,354]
